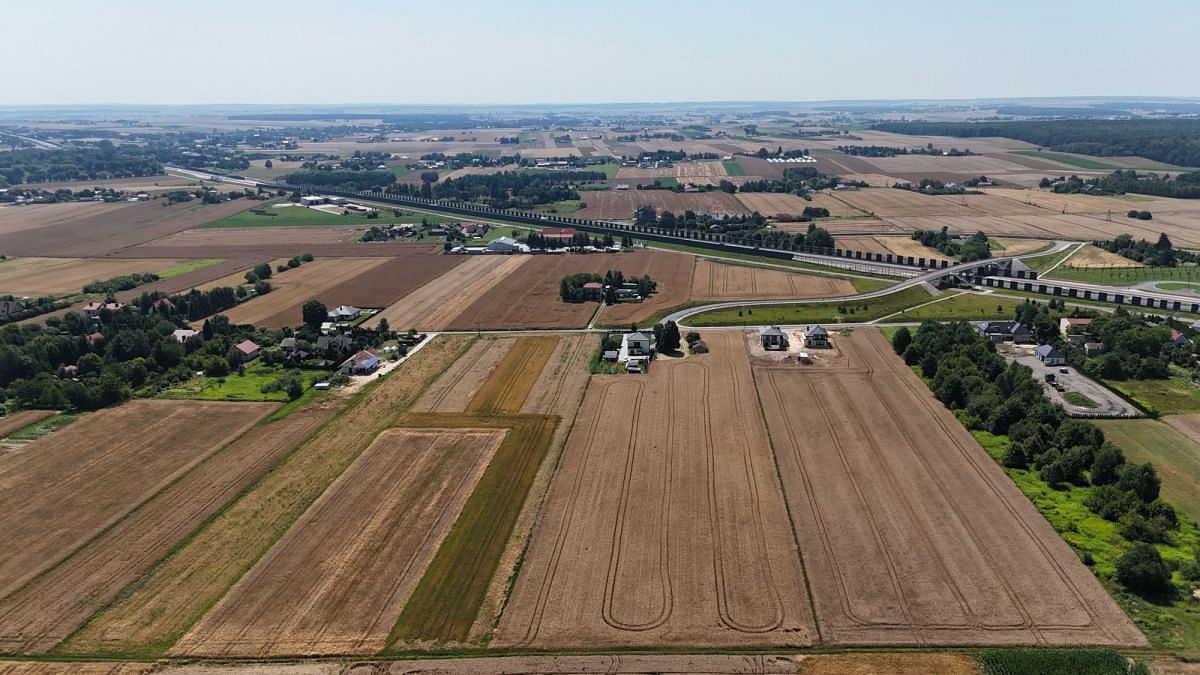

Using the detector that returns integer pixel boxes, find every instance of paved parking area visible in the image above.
[1000,346,1140,417]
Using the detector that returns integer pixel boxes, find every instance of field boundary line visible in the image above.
[868,290,964,324]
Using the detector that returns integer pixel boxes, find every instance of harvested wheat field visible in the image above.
[691,259,853,301]
[874,236,952,264]
[994,238,1053,256]
[755,328,1145,646]
[364,255,527,331]
[349,654,802,674]
[0,202,130,235]
[0,410,329,654]
[0,663,151,675]
[0,410,54,441]
[173,428,506,657]
[412,338,516,414]
[495,331,816,649]
[798,653,979,675]
[833,236,890,254]
[0,257,186,296]
[0,199,258,257]
[0,400,274,602]
[448,251,692,330]
[63,336,473,657]
[222,255,462,328]
[833,188,972,218]
[734,192,859,218]
[614,161,728,180]
[1065,244,1143,268]
[574,191,748,220]
[467,336,558,415]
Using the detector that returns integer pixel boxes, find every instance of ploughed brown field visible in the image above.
[220,255,462,328]
[754,328,1146,647]
[173,428,506,657]
[574,191,748,220]
[495,331,817,649]
[690,259,854,300]
[0,202,130,235]
[0,199,259,257]
[0,410,329,653]
[0,257,187,296]
[446,251,693,330]
[364,256,527,331]
[0,400,275,602]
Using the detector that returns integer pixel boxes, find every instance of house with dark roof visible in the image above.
[803,325,830,349]
[316,334,355,355]
[1171,329,1192,348]
[759,325,787,350]
[1035,344,1066,366]
[339,349,382,376]
[0,299,25,319]
[975,320,1031,343]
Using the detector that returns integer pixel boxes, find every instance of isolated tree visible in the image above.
[253,262,272,279]
[302,299,328,331]
[891,326,912,355]
[1116,543,1173,597]
[378,318,390,335]
[658,321,681,353]
[264,159,273,169]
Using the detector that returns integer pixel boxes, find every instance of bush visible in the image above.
[979,648,1141,675]
[1115,543,1173,597]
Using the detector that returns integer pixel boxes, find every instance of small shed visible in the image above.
[691,339,709,354]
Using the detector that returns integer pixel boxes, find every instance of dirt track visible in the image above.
[0,400,274,602]
[495,331,816,648]
[0,410,328,653]
[755,328,1146,647]
[691,259,853,301]
[173,428,506,657]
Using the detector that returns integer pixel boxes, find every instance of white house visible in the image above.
[487,236,528,253]
[625,332,650,357]
[327,305,362,321]
[172,329,200,343]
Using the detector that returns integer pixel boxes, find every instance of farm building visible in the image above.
[759,326,788,351]
[339,349,382,376]
[300,196,325,206]
[488,236,527,253]
[1035,345,1066,366]
[234,339,260,361]
[634,205,657,224]
[582,281,603,300]
[625,332,650,357]
[328,305,362,321]
[975,320,1030,344]
[1059,317,1093,336]
[542,227,577,243]
[803,325,830,349]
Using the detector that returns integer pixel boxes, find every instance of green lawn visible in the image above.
[159,362,327,403]
[531,199,584,216]
[1105,370,1200,415]
[722,159,747,176]
[1095,418,1200,522]
[1158,282,1200,291]
[1062,391,1099,408]
[587,161,619,179]
[654,177,680,188]
[156,259,224,278]
[688,285,931,327]
[1011,150,1120,170]
[1047,264,1200,286]
[972,430,1200,651]
[389,164,412,179]
[899,292,1074,322]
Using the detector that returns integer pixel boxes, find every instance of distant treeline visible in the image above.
[281,170,397,191]
[387,170,605,209]
[1046,170,1200,199]
[0,144,163,187]
[872,119,1200,167]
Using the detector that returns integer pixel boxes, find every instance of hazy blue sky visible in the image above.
[5,0,1198,105]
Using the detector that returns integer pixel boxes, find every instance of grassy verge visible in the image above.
[158,362,326,403]
[1022,245,1081,273]
[972,430,1200,651]
[899,292,1079,322]
[1095,419,1200,523]
[722,159,747,176]
[531,199,583,216]
[59,335,475,658]
[156,259,224,278]
[1048,264,1200,287]
[1011,150,1121,170]
[1105,369,1200,415]
[6,412,84,441]
[388,412,558,646]
[977,286,1200,318]
[687,285,932,327]
[199,202,457,229]
[1063,391,1099,408]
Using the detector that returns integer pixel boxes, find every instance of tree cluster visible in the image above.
[0,143,163,187]
[1095,233,1197,267]
[911,228,991,262]
[282,170,396,191]
[385,170,603,209]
